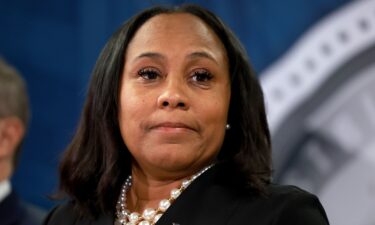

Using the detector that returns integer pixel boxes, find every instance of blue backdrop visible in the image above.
[0,0,350,210]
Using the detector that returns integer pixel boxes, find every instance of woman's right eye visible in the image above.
[138,68,160,80]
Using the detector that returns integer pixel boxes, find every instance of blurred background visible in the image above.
[1,0,374,224]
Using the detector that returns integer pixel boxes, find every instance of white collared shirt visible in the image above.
[0,179,11,203]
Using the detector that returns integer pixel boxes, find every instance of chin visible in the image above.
[147,151,199,171]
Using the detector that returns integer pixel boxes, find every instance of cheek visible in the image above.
[118,87,145,141]
[199,93,230,139]
[204,90,230,122]
[119,83,149,122]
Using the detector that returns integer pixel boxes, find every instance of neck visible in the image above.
[116,163,215,224]
[128,166,189,212]
[0,160,12,181]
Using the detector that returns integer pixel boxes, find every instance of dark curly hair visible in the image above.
[59,4,271,218]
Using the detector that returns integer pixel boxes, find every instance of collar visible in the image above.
[0,180,11,203]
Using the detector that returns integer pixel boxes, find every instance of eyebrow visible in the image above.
[136,52,165,60]
[134,51,219,65]
[187,51,219,65]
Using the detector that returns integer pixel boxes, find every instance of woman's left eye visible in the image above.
[191,69,213,83]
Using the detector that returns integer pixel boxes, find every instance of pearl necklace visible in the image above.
[115,164,214,225]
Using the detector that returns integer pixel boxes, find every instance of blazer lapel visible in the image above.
[156,166,241,225]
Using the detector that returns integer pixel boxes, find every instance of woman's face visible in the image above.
[119,13,230,178]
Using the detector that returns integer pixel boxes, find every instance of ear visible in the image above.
[0,117,25,159]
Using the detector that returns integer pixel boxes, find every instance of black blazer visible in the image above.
[44,165,329,225]
[0,190,41,225]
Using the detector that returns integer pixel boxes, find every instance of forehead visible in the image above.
[139,13,212,36]
[126,13,227,59]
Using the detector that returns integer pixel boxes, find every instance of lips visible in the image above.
[150,122,196,132]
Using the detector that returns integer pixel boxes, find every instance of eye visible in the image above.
[191,69,213,83]
[138,67,160,80]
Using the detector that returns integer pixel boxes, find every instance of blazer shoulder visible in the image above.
[267,184,330,225]
[227,184,330,225]
[267,184,317,199]
[43,202,81,225]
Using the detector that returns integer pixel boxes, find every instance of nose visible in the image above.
[157,79,189,110]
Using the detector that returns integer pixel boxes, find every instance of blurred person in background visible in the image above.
[0,57,45,225]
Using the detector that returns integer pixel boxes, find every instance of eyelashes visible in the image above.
[191,69,213,83]
[138,67,160,80]
[137,67,213,84]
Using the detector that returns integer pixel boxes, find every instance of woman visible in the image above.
[44,4,329,225]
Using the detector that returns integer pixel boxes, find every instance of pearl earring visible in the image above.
[225,124,231,130]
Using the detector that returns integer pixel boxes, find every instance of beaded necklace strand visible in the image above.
[115,164,214,225]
